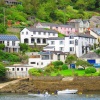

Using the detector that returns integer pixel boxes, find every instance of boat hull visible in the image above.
[57,89,78,94]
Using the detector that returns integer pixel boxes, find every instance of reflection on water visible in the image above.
[0,93,100,100]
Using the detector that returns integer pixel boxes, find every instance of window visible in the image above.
[53,33,55,36]
[24,38,28,43]
[38,32,41,35]
[31,62,36,64]
[69,41,74,44]
[44,32,46,35]
[43,39,46,44]
[57,54,60,60]
[22,32,24,34]
[37,38,40,43]
[69,36,74,39]
[17,68,19,71]
[12,41,15,46]
[59,47,63,51]
[26,31,28,35]
[12,68,14,71]
[33,32,36,34]
[31,38,34,43]
[26,68,27,71]
[59,41,63,44]
[37,63,39,65]
[51,41,55,45]
[7,41,9,46]
[70,47,74,51]
[41,62,43,65]
[49,33,50,35]
[21,68,23,71]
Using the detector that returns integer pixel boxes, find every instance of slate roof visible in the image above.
[91,28,100,36]
[80,52,100,59]
[39,51,66,55]
[39,23,74,28]
[48,37,64,40]
[5,0,18,2]
[66,33,96,39]
[43,46,55,49]
[0,35,19,41]
[26,28,57,33]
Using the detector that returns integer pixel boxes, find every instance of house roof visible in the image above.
[39,51,66,55]
[80,52,100,59]
[43,46,55,49]
[7,64,33,67]
[48,37,64,40]
[51,51,66,55]
[26,27,57,33]
[38,23,74,28]
[91,28,100,36]
[67,33,96,39]
[0,35,19,41]
[68,19,82,23]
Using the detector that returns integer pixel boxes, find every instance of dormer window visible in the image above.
[69,36,74,39]
[22,32,24,34]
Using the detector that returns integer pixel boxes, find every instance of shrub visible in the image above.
[85,67,96,74]
[62,64,68,70]
[52,61,63,68]
[28,68,40,76]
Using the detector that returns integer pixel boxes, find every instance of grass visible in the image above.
[50,69,100,77]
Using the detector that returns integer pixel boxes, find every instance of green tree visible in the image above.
[0,63,7,78]
[0,24,6,33]
[76,59,92,69]
[65,54,77,64]
[0,44,5,50]
[19,43,29,54]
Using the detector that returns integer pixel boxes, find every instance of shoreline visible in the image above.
[0,76,100,94]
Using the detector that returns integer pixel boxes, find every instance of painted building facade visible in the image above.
[35,22,76,36]
[43,34,96,57]
[20,28,58,45]
[0,35,20,52]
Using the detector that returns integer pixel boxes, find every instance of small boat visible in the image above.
[57,89,78,94]
[28,93,50,97]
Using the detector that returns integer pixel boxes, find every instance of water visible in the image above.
[0,93,100,100]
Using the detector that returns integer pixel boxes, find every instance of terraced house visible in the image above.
[0,35,20,52]
[43,33,96,57]
[35,22,75,36]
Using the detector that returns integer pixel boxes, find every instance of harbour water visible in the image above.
[0,93,100,100]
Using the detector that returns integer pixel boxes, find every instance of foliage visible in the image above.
[0,50,20,62]
[0,44,5,50]
[76,59,92,69]
[65,54,77,64]
[52,61,63,68]
[58,32,66,37]
[19,43,29,54]
[0,24,6,33]
[0,63,7,77]
[28,68,40,76]
[95,49,100,55]
[62,64,68,70]
[44,65,55,73]
[85,67,96,74]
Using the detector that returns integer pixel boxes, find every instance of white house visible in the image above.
[6,64,33,78]
[20,28,58,46]
[43,33,96,57]
[67,19,90,33]
[0,35,20,52]
[28,51,67,68]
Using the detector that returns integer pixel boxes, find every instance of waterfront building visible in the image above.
[0,35,20,52]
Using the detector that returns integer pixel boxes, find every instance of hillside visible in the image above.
[0,0,100,33]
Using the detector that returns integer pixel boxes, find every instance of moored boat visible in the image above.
[57,89,78,94]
